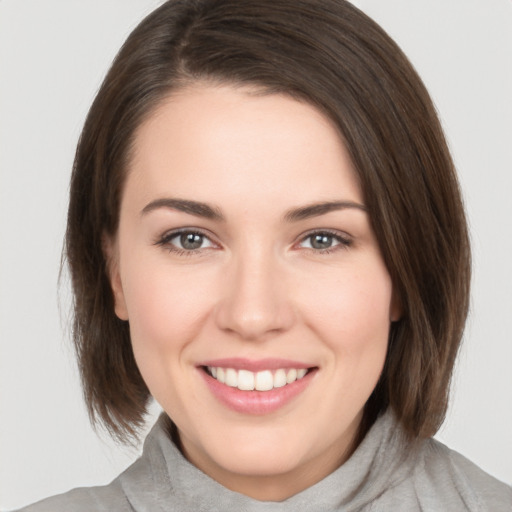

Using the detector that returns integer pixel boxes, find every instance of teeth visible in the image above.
[238,369,255,391]
[286,368,297,384]
[297,368,308,379]
[255,370,273,391]
[207,366,310,391]
[274,369,287,388]
[225,368,238,387]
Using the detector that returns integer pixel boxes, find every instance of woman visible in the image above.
[14,0,512,510]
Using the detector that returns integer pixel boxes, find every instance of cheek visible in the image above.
[120,257,216,362]
[311,264,393,409]
[300,262,393,349]
[119,257,220,412]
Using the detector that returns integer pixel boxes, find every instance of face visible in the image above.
[108,84,399,500]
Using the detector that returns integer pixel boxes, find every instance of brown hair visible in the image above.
[66,0,470,442]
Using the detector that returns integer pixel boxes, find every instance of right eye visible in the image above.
[156,229,216,254]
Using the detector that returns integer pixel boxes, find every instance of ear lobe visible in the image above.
[102,233,129,321]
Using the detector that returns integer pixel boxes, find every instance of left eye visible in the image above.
[164,231,215,251]
[299,232,348,250]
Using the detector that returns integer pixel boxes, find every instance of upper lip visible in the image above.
[198,358,314,372]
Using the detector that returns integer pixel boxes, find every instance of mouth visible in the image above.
[202,365,312,391]
[198,359,318,415]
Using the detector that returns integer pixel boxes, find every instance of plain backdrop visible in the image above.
[1,1,511,509]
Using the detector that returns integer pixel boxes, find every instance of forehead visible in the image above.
[125,84,362,212]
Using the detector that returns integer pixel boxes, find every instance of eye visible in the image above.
[176,232,210,250]
[298,231,351,252]
[156,229,216,253]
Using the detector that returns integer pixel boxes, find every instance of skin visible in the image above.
[107,84,400,501]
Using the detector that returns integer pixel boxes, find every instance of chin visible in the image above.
[191,420,331,477]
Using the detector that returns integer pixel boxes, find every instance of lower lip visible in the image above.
[199,368,316,415]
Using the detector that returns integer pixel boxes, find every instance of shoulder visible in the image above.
[13,480,130,512]
[12,415,171,512]
[410,437,512,511]
[359,412,511,511]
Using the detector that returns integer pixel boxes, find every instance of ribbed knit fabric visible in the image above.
[17,410,512,511]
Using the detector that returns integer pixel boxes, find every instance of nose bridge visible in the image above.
[215,240,293,340]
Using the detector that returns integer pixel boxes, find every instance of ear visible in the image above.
[102,233,129,321]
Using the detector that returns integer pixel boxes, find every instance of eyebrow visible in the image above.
[141,197,367,222]
[283,200,367,222]
[141,198,225,221]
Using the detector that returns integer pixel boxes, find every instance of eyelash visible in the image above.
[154,228,352,256]
[154,228,217,256]
[297,229,352,254]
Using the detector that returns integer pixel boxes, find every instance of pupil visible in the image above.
[181,233,203,250]
[311,234,332,249]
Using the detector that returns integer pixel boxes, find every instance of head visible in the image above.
[66,0,470,495]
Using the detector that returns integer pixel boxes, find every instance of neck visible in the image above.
[174,413,363,502]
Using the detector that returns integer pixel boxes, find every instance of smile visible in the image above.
[199,359,317,415]
[205,366,309,391]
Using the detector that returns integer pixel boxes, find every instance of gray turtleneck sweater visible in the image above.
[16,411,512,511]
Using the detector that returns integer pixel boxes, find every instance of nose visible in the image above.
[214,246,295,341]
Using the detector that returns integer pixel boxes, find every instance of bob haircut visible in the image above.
[66,0,470,442]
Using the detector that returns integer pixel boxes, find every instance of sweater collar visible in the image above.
[120,409,417,512]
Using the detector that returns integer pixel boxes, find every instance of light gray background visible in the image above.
[1,1,511,509]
